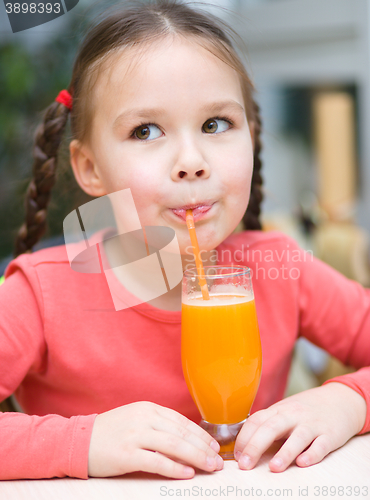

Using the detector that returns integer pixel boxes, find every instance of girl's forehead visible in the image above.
[93,36,244,121]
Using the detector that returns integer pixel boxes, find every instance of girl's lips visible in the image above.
[170,203,215,222]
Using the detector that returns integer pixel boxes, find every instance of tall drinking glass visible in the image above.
[181,266,262,459]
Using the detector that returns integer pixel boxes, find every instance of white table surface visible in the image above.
[1,434,369,500]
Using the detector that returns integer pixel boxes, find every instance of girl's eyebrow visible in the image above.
[113,107,166,129]
[200,100,245,115]
[112,100,245,129]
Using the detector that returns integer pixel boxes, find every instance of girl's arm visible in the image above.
[0,268,97,479]
[235,238,370,472]
[298,247,370,433]
[0,259,222,480]
[0,412,96,479]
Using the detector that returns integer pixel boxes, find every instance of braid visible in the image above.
[14,101,70,258]
[242,100,263,230]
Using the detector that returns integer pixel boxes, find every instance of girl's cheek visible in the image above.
[108,163,153,193]
[223,158,253,191]
[222,142,253,176]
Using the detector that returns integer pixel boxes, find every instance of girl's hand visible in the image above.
[234,383,367,472]
[88,401,223,478]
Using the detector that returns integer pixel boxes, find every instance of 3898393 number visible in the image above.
[313,485,369,496]
[5,3,61,14]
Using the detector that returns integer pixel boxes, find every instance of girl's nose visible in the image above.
[170,140,211,181]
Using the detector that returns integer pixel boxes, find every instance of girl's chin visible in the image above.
[178,232,218,252]
[179,238,221,259]
[164,214,228,253]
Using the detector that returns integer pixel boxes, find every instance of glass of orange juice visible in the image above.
[181,266,262,460]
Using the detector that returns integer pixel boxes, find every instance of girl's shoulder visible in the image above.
[3,244,78,300]
[1,245,74,319]
[4,244,69,278]
[3,243,106,311]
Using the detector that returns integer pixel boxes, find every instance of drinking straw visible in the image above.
[185,209,210,300]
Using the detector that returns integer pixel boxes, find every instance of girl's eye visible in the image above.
[133,124,162,141]
[202,118,230,134]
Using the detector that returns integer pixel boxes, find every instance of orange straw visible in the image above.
[185,209,210,300]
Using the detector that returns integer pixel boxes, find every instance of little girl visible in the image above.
[0,0,369,481]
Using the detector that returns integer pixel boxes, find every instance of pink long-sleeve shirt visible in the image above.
[1,230,369,479]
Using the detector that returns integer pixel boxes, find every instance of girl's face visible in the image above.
[70,36,254,254]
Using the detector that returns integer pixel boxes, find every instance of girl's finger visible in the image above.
[152,416,221,458]
[154,404,220,450]
[237,413,293,470]
[234,410,275,456]
[133,449,196,479]
[295,434,333,468]
[138,429,223,473]
[268,424,316,472]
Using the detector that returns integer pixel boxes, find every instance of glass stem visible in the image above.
[200,417,248,460]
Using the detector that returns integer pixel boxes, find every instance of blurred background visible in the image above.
[1,0,369,394]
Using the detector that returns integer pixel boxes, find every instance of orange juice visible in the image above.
[181,294,262,424]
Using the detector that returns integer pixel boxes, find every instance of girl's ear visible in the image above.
[69,139,107,197]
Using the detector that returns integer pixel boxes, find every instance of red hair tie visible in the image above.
[55,89,73,110]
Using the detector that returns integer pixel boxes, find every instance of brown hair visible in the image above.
[14,0,263,258]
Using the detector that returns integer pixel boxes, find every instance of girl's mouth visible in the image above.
[170,202,215,223]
